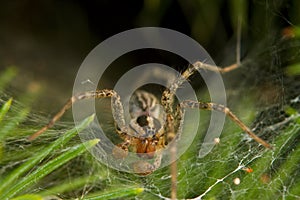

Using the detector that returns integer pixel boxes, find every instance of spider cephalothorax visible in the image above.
[115,90,165,160]
[112,90,167,173]
[128,114,163,138]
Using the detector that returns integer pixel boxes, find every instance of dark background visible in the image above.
[0,0,298,112]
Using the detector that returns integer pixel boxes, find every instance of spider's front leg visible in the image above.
[28,89,127,140]
[161,61,240,114]
[180,100,272,149]
[112,139,130,159]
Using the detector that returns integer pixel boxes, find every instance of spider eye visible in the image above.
[136,115,148,127]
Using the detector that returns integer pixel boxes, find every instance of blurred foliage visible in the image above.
[0,0,300,199]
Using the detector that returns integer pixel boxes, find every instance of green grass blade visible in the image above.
[37,175,100,196]
[11,194,43,200]
[83,187,144,200]
[0,98,13,123]
[0,107,29,140]
[2,138,99,199]
[0,98,13,161]
[0,114,95,194]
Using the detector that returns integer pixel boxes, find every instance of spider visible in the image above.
[28,61,272,199]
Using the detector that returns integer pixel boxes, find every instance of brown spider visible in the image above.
[28,61,272,199]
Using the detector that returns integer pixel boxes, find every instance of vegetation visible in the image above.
[0,1,300,199]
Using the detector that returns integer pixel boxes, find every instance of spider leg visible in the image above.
[161,21,243,200]
[169,138,177,200]
[180,100,272,149]
[132,152,163,175]
[28,89,127,141]
[112,139,130,159]
[160,59,240,200]
[157,111,179,200]
[162,62,240,113]
[159,63,240,200]
[192,62,239,73]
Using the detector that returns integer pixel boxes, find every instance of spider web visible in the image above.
[73,66,299,200]
[92,5,300,200]
[76,33,300,199]
[2,2,300,199]
[140,45,300,199]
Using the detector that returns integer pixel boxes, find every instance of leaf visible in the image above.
[0,107,29,140]
[0,98,13,123]
[11,194,43,200]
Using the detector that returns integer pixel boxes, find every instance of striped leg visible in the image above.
[28,89,127,141]
[180,100,272,149]
[161,62,239,114]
